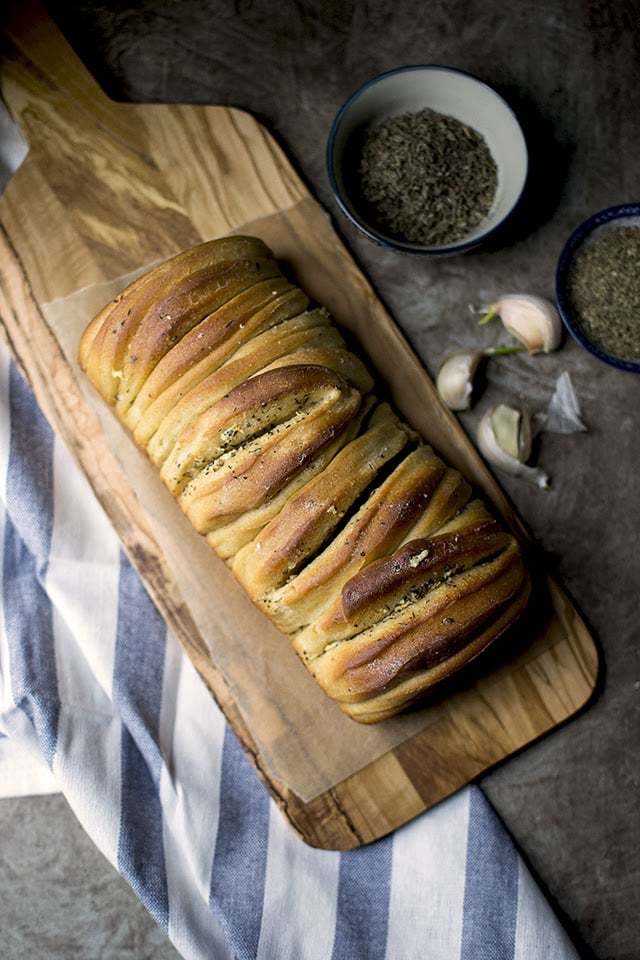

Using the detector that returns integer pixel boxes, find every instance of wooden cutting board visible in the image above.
[0,1,598,849]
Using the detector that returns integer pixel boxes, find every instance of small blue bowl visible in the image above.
[326,64,528,256]
[556,203,640,374]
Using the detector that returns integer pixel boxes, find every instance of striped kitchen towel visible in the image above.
[0,348,579,960]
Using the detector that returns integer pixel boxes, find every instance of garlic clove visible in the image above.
[483,294,562,353]
[517,406,533,461]
[490,403,533,461]
[436,351,483,411]
[477,404,549,488]
[491,404,522,459]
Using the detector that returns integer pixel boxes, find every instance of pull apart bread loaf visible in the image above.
[79,236,530,723]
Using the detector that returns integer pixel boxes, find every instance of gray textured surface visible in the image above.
[2,0,639,957]
[0,794,179,959]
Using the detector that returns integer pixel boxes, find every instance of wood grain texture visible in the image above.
[0,0,598,849]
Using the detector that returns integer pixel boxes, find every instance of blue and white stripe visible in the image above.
[0,348,579,960]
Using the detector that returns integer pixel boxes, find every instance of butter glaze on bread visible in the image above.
[79,236,530,723]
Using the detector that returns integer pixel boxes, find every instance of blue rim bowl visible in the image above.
[555,203,640,374]
[326,64,529,256]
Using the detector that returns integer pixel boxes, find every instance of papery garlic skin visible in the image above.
[477,404,549,488]
[544,371,586,434]
[493,294,562,354]
[436,351,482,411]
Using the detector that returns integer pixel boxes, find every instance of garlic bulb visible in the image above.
[436,351,482,411]
[477,404,549,488]
[481,295,562,353]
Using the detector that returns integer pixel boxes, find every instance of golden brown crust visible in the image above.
[232,403,408,596]
[146,308,333,465]
[340,522,510,625]
[79,236,531,723]
[335,581,531,722]
[306,541,528,715]
[207,397,372,558]
[80,236,273,404]
[128,279,309,436]
[266,447,465,638]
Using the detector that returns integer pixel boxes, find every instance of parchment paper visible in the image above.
[42,201,521,801]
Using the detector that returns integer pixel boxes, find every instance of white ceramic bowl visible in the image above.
[327,65,529,255]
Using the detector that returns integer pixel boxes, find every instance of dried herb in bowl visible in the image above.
[566,225,640,361]
[357,107,497,246]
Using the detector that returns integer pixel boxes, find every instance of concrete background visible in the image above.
[2,0,639,957]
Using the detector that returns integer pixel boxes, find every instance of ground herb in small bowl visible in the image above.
[356,107,498,247]
[566,225,640,361]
